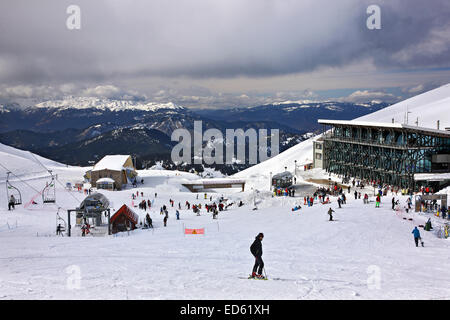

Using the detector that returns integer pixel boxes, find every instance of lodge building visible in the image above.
[314,119,450,191]
[87,155,137,191]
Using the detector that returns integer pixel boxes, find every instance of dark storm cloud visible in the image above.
[0,0,449,84]
[360,1,450,68]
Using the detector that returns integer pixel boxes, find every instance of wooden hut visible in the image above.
[110,204,139,234]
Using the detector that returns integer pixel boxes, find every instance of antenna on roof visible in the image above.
[405,105,412,124]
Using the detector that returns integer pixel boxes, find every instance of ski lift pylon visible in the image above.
[42,171,56,204]
[6,172,22,206]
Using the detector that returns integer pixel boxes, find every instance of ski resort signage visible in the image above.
[184,228,205,235]
[171,120,279,165]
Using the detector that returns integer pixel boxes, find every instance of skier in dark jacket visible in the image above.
[424,218,432,231]
[8,195,16,210]
[328,207,335,221]
[145,213,153,228]
[250,233,265,279]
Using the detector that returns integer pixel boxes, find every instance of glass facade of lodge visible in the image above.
[320,122,450,190]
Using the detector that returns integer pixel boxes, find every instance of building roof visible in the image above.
[111,204,139,225]
[92,155,133,172]
[318,119,450,136]
[200,178,245,185]
[272,171,293,179]
[183,178,245,186]
[78,192,110,211]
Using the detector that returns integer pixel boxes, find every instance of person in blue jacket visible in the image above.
[412,226,423,247]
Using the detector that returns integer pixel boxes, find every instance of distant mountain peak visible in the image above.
[271,99,320,106]
[34,97,184,112]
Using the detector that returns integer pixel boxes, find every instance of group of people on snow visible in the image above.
[418,199,450,220]
[274,187,295,197]
[337,193,347,208]
[138,199,152,211]
[133,191,238,230]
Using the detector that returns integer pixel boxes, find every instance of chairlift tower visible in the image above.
[269,172,272,191]
[294,160,297,177]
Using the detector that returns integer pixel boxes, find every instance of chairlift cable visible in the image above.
[0,161,71,210]
[27,152,83,203]
[0,161,43,195]
[1,160,74,210]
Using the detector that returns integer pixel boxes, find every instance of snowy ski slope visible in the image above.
[0,142,449,299]
[0,84,449,299]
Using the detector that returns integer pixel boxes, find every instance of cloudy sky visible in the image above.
[1,0,450,108]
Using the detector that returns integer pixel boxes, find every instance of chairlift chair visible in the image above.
[42,172,56,204]
[56,207,67,235]
[6,172,22,206]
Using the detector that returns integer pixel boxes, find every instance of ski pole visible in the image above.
[263,267,268,279]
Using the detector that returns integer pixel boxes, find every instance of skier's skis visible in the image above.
[238,275,268,280]
[249,274,268,280]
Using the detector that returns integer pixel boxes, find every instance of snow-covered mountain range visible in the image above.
[193,100,388,132]
[33,97,184,112]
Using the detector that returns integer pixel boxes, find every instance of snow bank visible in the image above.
[0,143,65,181]
[357,83,450,129]
[233,135,318,190]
